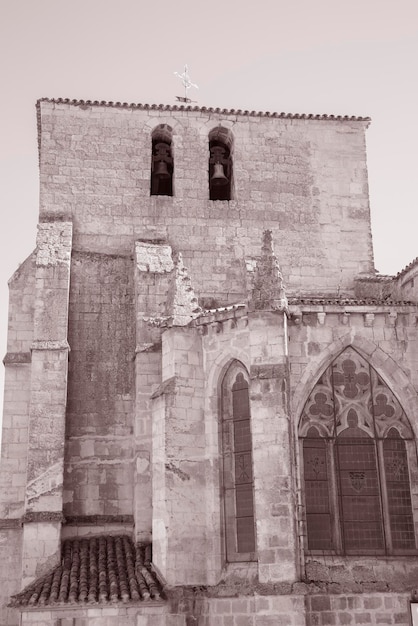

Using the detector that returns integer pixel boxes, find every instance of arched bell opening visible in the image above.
[208,127,233,201]
[150,124,174,196]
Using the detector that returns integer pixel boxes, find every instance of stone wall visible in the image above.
[37,100,373,299]
[20,604,176,626]
[0,254,36,519]
[15,590,417,626]
[0,526,23,626]
[64,252,135,518]
[2,101,418,625]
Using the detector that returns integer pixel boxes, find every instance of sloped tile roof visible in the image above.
[10,535,162,608]
[396,256,418,279]
[37,97,371,122]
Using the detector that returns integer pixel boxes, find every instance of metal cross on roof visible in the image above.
[174,64,199,103]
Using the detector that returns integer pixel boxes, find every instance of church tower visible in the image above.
[1,99,418,626]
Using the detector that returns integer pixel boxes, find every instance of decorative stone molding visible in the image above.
[64,515,134,526]
[165,252,202,326]
[364,313,375,327]
[250,230,288,312]
[0,518,21,529]
[387,311,398,326]
[22,511,65,524]
[142,316,169,328]
[31,339,70,351]
[290,310,302,325]
[341,312,350,325]
[317,312,326,325]
[214,321,223,334]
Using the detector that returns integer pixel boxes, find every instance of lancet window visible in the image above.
[299,347,416,555]
[209,127,233,201]
[221,362,256,561]
[150,124,173,196]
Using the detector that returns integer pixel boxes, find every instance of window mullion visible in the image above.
[330,362,344,555]
[377,439,393,554]
[328,439,342,553]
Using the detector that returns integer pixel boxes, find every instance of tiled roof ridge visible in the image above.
[355,274,394,282]
[288,297,415,306]
[395,256,418,279]
[10,535,162,608]
[36,97,371,122]
[196,298,416,311]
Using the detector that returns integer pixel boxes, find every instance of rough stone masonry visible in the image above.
[1,98,418,626]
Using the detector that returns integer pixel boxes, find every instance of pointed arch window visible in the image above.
[221,362,256,561]
[150,125,173,196]
[299,347,416,555]
[209,127,233,201]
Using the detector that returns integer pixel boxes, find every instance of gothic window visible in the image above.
[221,362,256,561]
[150,125,173,196]
[209,127,233,201]
[299,347,416,555]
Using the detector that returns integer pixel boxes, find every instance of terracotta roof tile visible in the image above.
[37,98,371,123]
[288,297,415,306]
[355,274,394,282]
[10,535,162,608]
[396,256,418,279]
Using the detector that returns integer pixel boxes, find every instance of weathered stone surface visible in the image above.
[166,253,202,326]
[135,241,174,274]
[1,100,418,625]
[250,230,288,311]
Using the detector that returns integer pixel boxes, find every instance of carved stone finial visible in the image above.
[251,230,288,312]
[166,252,202,326]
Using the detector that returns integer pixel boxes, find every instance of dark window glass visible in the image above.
[222,367,256,561]
[299,347,415,555]
[303,432,332,550]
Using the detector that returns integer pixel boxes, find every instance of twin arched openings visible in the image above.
[150,125,233,200]
[299,346,416,555]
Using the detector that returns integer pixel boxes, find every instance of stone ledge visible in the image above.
[64,515,134,526]
[31,340,70,351]
[3,352,31,365]
[0,518,21,529]
[22,511,65,524]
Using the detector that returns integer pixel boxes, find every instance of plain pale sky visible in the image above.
[0,0,417,419]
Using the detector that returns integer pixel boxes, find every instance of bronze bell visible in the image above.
[153,160,170,180]
[211,162,228,187]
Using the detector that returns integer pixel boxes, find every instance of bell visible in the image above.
[211,162,228,187]
[153,160,170,180]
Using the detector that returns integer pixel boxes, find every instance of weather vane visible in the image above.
[174,65,198,103]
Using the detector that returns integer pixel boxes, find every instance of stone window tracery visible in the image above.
[221,362,256,562]
[299,346,416,555]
